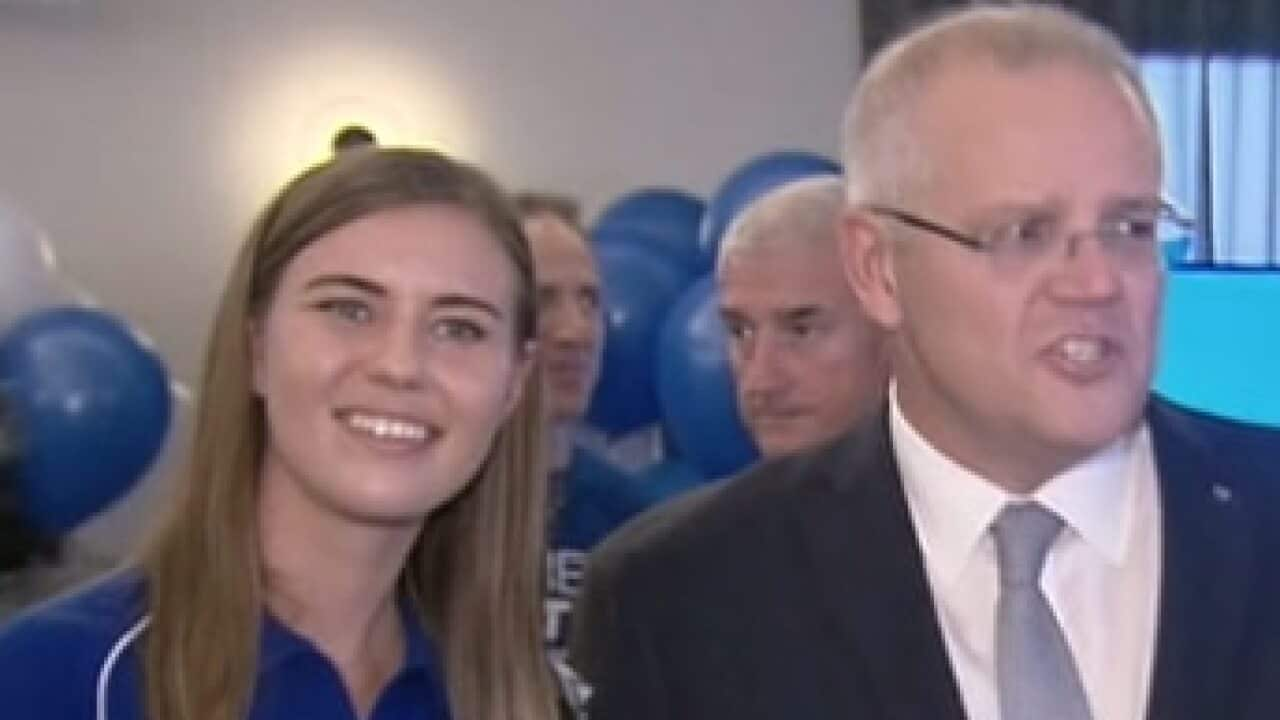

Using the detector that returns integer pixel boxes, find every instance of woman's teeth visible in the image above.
[344,412,430,442]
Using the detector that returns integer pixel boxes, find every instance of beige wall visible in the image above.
[0,0,858,555]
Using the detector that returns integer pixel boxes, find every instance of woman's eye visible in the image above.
[432,317,489,343]
[315,298,373,324]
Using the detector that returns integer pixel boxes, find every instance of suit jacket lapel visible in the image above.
[1144,399,1254,720]
[780,398,1258,719]
[789,411,969,720]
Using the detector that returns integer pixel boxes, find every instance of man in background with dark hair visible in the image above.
[514,192,650,673]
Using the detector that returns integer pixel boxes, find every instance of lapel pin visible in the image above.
[1211,484,1233,504]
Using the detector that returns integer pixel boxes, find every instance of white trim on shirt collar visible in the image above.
[889,381,1149,586]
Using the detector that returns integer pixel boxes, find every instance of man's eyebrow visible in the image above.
[718,306,752,327]
[777,306,823,323]
[1103,195,1166,214]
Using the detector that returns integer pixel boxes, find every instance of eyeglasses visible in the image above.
[865,202,1197,271]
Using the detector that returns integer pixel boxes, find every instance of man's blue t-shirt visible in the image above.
[544,447,651,662]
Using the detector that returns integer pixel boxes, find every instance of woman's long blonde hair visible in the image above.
[139,148,556,720]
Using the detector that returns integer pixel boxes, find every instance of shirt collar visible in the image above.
[891,383,1006,588]
[1037,424,1149,567]
[397,594,438,673]
[890,382,1148,586]
[259,592,441,676]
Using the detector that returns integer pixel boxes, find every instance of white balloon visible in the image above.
[0,199,64,335]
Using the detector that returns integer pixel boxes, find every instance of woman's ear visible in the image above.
[840,208,903,330]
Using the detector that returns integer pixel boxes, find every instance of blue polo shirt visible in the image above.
[0,571,451,720]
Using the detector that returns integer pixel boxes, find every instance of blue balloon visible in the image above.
[593,188,705,274]
[698,151,841,272]
[587,243,689,437]
[593,224,701,282]
[656,277,759,478]
[0,307,173,533]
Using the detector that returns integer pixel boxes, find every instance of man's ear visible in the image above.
[840,208,903,330]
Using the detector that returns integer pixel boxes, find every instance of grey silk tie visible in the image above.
[993,503,1094,720]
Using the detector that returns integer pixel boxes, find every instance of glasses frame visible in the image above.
[864,202,1198,260]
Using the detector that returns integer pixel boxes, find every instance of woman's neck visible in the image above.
[257,467,423,717]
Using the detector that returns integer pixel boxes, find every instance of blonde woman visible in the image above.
[0,148,558,720]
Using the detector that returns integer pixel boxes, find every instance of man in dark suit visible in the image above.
[570,5,1280,719]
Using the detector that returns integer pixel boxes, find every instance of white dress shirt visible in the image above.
[889,385,1161,720]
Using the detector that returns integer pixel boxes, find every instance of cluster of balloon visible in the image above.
[593,187,705,276]
[0,202,174,536]
[586,239,691,438]
[656,277,758,479]
[585,151,839,491]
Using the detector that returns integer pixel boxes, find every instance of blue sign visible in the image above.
[1155,267,1280,428]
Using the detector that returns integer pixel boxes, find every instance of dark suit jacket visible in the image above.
[570,397,1280,719]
